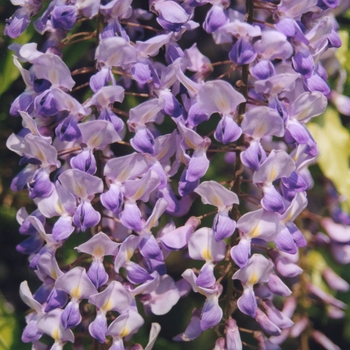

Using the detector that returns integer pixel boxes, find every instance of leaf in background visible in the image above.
[0,26,36,96]
[0,294,16,350]
[307,250,330,293]
[336,30,349,69]
[308,107,350,212]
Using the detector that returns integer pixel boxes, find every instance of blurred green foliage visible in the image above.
[308,107,350,213]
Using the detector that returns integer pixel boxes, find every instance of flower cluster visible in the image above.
[5,0,349,349]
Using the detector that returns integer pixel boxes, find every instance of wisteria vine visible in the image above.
[4,0,350,349]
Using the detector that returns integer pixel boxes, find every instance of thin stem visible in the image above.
[61,31,96,44]
[196,210,217,220]
[97,12,103,46]
[240,197,261,206]
[217,261,233,284]
[116,140,132,146]
[112,108,129,118]
[239,192,261,202]
[58,146,81,157]
[224,266,235,319]
[239,327,256,334]
[62,254,91,269]
[124,91,150,98]
[71,67,95,76]
[224,0,255,323]
[211,60,233,67]
[112,69,133,78]
[238,66,249,117]
[120,21,161,33]
[95,150,105,233]
[60,32,97,48]
[242,341,259,349]
[72,82,90,92]
[300,209,323,221]
[216,64,237,80]
[103,214,122,224]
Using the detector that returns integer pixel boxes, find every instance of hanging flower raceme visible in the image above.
[4,0,347,348]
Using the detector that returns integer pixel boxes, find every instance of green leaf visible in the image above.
[308,107,350,212]
[336,30,349,70]
[0,27,36,96]
[0,295,17,350]
[307,251,331,294]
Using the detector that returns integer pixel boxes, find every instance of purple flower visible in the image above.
[233,254,274,317]
[229,38,257,65]
[5,0,345,348]
[51,5,77,30]
[37,309,74,346]
[203,5,228,33]
[153,1,191,32]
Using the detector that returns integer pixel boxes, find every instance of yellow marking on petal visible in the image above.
[210,194,221,208]
[119,326,130,338]
[271,82,284,95]
[217,97,229,113]
[28,123,36,135]
[35,149,47,164]
[282,210,294,224]
[37,227,47,242]
[125,248,133,262]
[66,98,77,113]
[132,186,145,200]
[198,289,207,296]
[267,167,277,183]
[178,150,186,164]
[52,328,60,341]
[55,201,64,216]
[297,107,312,121]
[185,138,197,149]
[149,216,158,229]
[157,146,168,160]
[49,69,59,86]
[248,271,259,286]
[93,245,105,259]
[101,298,113,312]
[51,269,58,280]
[255,123,267,138]
[71,286,82,300]
[89,134,102,149]
[118,166,131,182]
[249,225,260,238]
[74,184,86,198]
[187,83,198,94]
[202,248,213,262]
